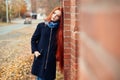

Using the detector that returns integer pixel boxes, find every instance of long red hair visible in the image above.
[45,7,64,72]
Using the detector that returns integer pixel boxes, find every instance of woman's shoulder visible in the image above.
[36,22,46,28]
[37,22,45,26]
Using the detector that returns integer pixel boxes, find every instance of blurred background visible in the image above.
[0,0,60,23]
[0,0,63,80]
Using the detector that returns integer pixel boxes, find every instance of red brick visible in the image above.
[64,59,71,69]
[75,20,80,31]
[64,7,71,12]
[71,38,76,49]
[72,63,78,70]
[64,54,71,59]
[64,1,71,6]
[71,0,76,6]
[71,6,77,13]
[71,65,78,80]
[71,22,76,32]
[80,0,98,5]
[64,31,71,36]
[71,14,76,20]
[64,48,71,53]
[64,42,71,48]
[77,42,80,57]
[64,69,71,80]
[64,37,71,42]
[64,26,70,31]
[64,65,70,69]
[64,13,71,19]
[64,59,71,65]
[64,19,71,24]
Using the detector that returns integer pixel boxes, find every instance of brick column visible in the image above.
[63,0,71,80]
[70,0,80,80]
[63,0,120,80]
[63,0,80,80]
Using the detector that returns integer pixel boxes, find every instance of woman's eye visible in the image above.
[57,15,60,18]
[53,12,55,14]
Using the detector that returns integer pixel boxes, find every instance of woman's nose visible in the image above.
[54,14,57,17]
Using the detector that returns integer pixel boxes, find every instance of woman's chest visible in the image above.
[41,27,58,37]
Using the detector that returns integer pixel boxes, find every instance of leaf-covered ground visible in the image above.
[0,25,63,80]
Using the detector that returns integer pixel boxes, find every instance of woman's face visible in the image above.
[51,10,61,22]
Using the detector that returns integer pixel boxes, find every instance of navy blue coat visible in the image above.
[31,22,58,80]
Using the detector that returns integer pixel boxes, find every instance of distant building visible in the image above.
[31,0,47,13]
[30,0,47,19]
[30,0,37,13]
[30,0,60,19]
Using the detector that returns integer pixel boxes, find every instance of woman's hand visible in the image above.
[34,51,41,58]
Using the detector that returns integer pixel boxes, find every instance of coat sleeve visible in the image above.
[31,23,42,54]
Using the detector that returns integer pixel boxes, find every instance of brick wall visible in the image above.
[63,0,120,80]
[63,0,80,80]
[63,0,71,80]
[79,1,120,80]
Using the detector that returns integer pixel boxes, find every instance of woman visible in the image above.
[31,7,64,80]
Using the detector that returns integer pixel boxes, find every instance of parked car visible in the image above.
[24,12,32,24]
[24,17,32,24]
